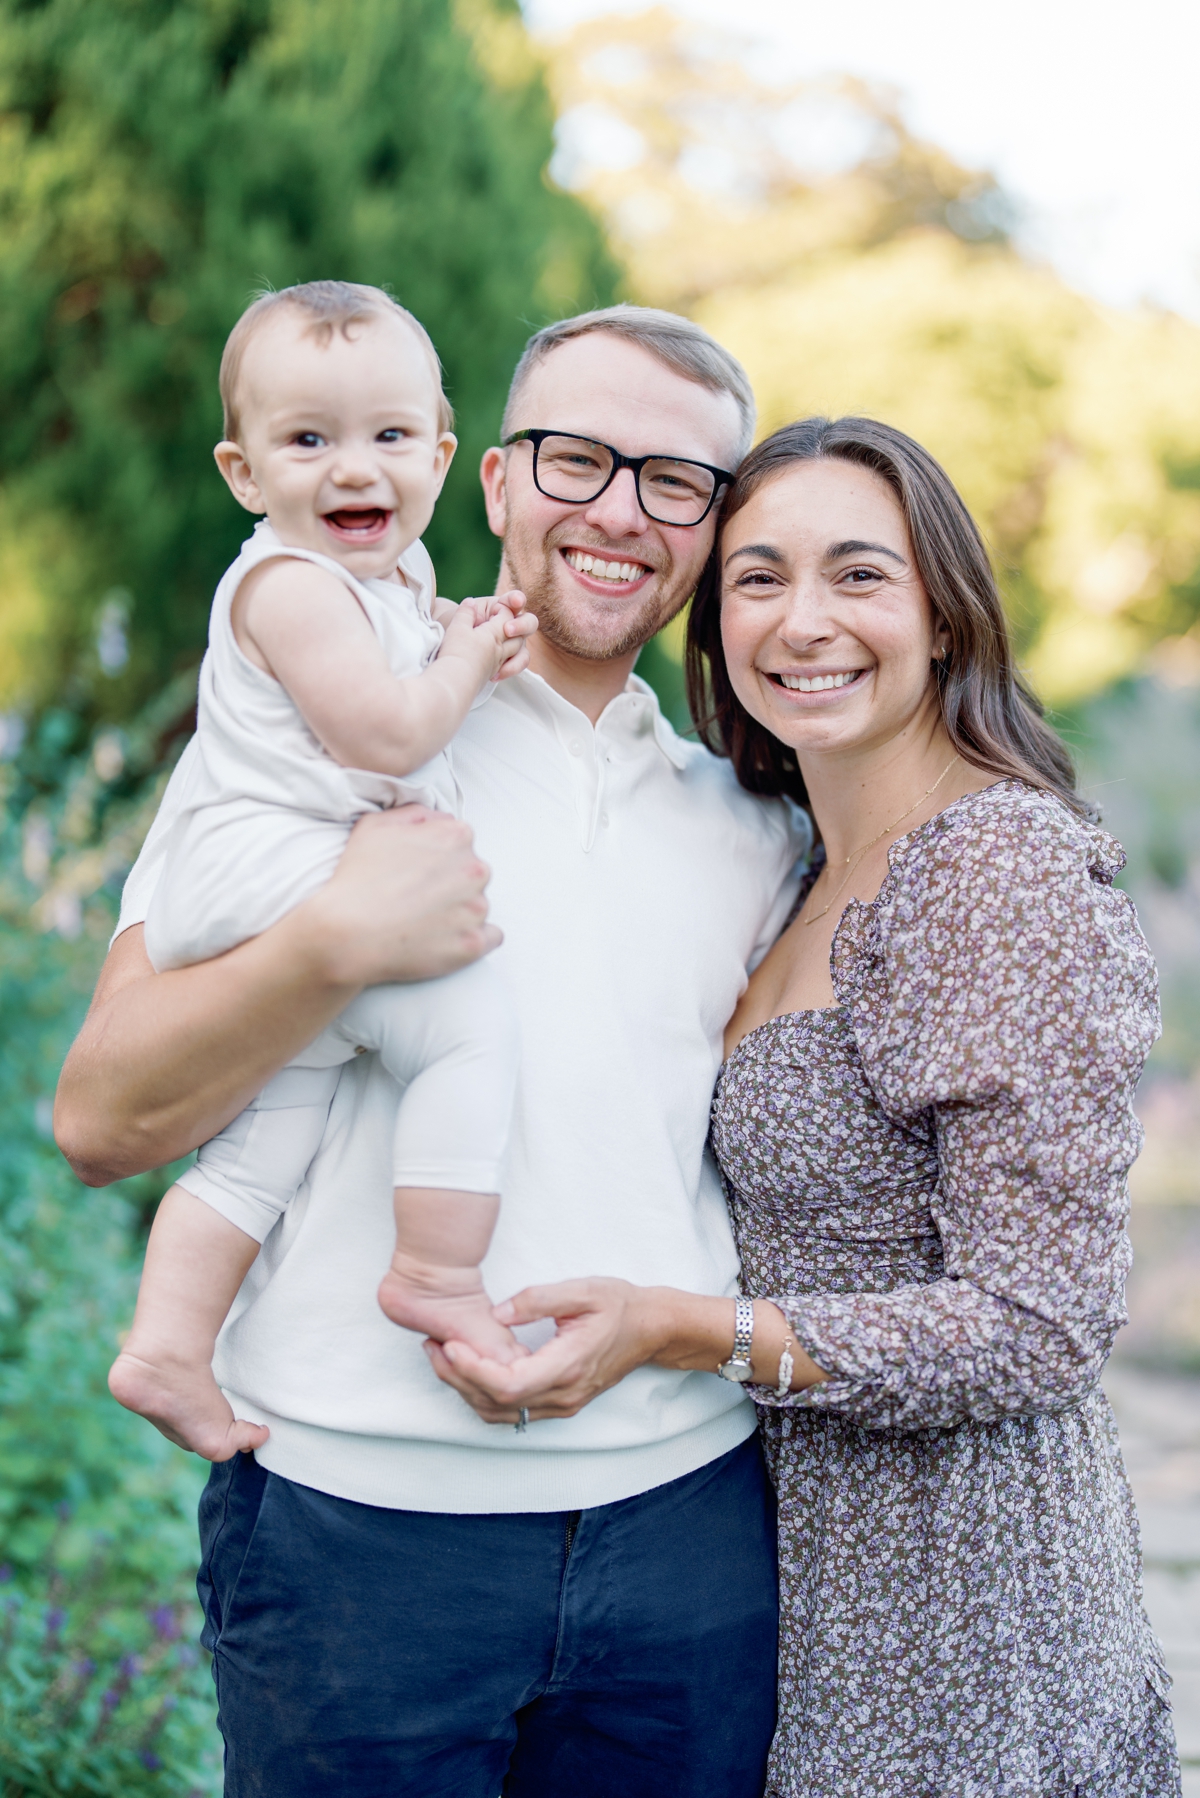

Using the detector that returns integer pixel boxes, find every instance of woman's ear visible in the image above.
[932,619,951,664]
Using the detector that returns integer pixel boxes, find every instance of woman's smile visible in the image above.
[765,666,869,696]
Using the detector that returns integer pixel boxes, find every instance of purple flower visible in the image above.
[149,1605,180,1641]
[0,1565,11,1583]
[140,1752,162,1770]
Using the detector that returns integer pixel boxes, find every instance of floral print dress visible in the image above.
[711,781,1180,1798]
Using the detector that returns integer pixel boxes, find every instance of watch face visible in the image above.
[719,1358,754,1383]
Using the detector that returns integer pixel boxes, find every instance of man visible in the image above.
[56,305,808,1797]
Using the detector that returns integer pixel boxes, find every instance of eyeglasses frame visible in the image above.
[502,429,735,527]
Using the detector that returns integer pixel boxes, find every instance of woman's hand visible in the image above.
[423,1278,666,1424]
[424,1282,828,1424]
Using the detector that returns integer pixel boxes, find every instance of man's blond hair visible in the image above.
[219,281,454,441]
[502,304,755,461]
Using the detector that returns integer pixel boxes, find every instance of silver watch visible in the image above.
[717,1296,755,1382]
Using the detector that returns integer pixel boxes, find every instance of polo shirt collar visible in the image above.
[516,669,690,772]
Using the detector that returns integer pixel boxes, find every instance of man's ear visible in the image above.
[214,441,266,514]
[479,446,508,541]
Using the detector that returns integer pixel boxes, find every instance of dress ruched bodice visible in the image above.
[711,780,1179,1798]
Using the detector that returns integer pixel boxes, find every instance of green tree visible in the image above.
[0,0,618,719]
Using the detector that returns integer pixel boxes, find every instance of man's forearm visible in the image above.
[55,914,360,1186]
[55,807,499,1187]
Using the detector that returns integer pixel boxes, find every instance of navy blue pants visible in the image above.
[197,1434,778,1797]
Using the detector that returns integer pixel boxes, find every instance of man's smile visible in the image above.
[561,547,654,590]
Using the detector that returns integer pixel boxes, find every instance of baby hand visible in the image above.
[488,591,538,681]
[488,588,531,631]
[439,592,537,686]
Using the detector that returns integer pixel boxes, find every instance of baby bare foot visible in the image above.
[378,1262,524,1364]
[109,1348,270,1461]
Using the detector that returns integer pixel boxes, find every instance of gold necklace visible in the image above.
[803,755,961,926]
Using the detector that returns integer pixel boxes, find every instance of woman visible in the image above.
[441,417,1178,1796]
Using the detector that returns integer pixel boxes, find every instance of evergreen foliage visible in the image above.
[0,0,618,717]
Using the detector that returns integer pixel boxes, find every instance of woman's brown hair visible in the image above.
[686,416,1093,822]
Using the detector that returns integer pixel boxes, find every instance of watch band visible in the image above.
[717,1296,755,1382]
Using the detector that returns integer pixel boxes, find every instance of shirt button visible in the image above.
[569,741,582,756]
[600,812,610,827]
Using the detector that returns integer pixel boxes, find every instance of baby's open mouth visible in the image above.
[324,508,392,537]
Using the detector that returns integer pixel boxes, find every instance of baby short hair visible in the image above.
[219,281,455,441]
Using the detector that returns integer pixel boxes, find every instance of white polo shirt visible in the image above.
[116,670,808,1512]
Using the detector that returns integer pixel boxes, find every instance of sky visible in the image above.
[523,0,1200,321]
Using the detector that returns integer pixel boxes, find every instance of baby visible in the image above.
[108,281,536,1461]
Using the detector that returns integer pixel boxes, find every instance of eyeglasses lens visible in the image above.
[534,435,716,524]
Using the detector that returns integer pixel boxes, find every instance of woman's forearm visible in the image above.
[428,1279,827,1427]
[648,1289,827,1392]
[55,808,497,1186]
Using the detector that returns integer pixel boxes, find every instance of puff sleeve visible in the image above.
[765,787,1160,1431]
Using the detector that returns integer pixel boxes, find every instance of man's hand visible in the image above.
[305,805,499,987]
[423,1278,663,1424]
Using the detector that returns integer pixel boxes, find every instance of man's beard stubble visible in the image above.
[502,527,691,664]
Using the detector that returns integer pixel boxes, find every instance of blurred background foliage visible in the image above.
[0,0,617,722]
[544,8,1200,706]
[2,0,1200,1784]
[0,0,613,1782]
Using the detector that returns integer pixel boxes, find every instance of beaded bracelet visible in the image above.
[776,1334,795,1399]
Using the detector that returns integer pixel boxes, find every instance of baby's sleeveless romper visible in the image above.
[144,521,515,1242]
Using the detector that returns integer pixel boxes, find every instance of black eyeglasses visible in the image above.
[503,430,734,527]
